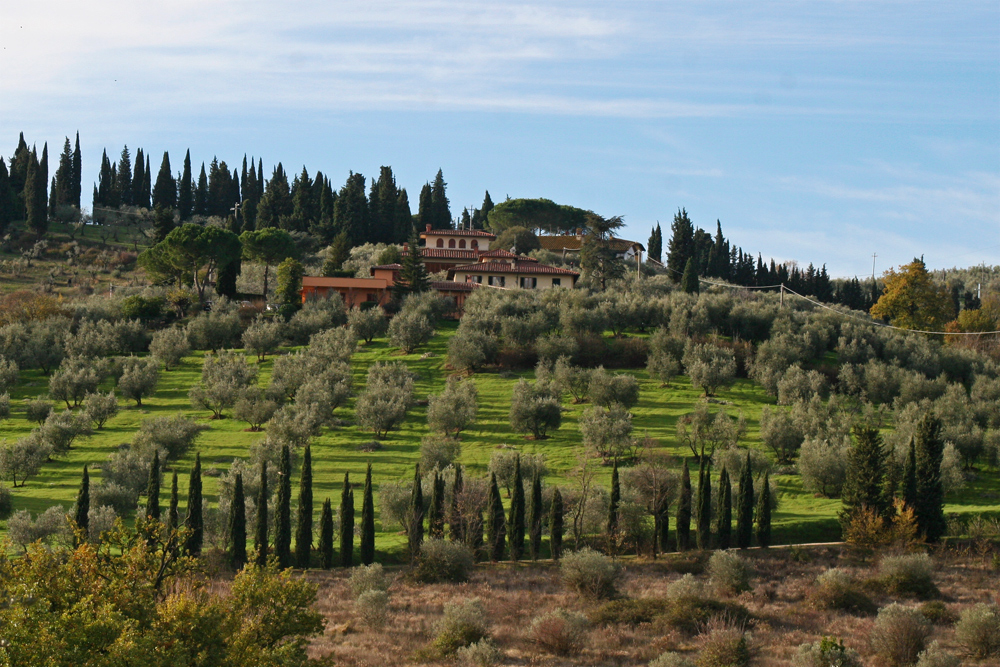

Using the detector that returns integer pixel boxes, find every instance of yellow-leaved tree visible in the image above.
[870,258,954,331]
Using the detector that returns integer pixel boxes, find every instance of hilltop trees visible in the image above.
[871,258,954,331]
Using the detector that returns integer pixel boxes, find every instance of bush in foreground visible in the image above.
[561,548,621,599]
[869,603,931,667]
[414,539,474,584]
[707,550,751,595]
[915,642,961,667]
[954,603,1000,658]
[649,652,696,667]
[696,617,751,667]
[810,568,876,615]
[455,638,502,667]
[355,590,390,630]
[529,608,589,656]
[432,598,489,655]
[879,553,939,599]
[348,563,390,599]
[792,637,862,667]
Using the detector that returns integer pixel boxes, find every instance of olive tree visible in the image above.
[683,343,736,397]
[288,293,347,344]
[509,379,562,440]
[242,315,285,362]
[24,397,53,425]
[588,367,640,409]
[118,356,160,407]
[760,406,805,465]
[420,433,462,471]
[446,328,498,372]
[0,357,18,393]
[92,448,152,514]
[149,326,190,370]
[427,378,478,435]
[84,390,119,429]
[233,387,279,431]
[7,506,69,550]
[131,415,205,460]
[307,327,358,365]
[188,350,258,418]
[349,307,388,344]
[388,311,434,354]
[798,436,851,497]
[675,405,746,459]
[580,404,637,463]
[185,307,242,352]
[488,449,547,497]
[553,357,591,404]
[647,350,681,387]
[267,352,324,402]
[355,362,414,438]
[37,409,92,453]
[49,357,101,408]
[0,433,52,487]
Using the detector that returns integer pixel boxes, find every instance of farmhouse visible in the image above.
[538,231,644,263]
[448,251,580,289]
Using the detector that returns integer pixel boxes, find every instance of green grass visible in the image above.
[2,321,998,557]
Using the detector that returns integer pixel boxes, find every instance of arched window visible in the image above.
[436,238,444,248]
[471,240,479,250]
[448,239,456,248]
[459,239,466,249]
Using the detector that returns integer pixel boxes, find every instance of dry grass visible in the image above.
[304,545,1000,666]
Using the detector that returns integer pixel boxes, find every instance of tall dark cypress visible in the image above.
[320,498,334,569]
[167,472,179,531]
[74,465,90,536]
[715,466,732,550]
[448,465,464,543]
[254,461,269,566]
[145,451,161,521]
[428,470,445,539]
[132,148,146,209]
[117,146,132,205]
[24,148,46,235]
[508,457,525,561]
[152,152,176,209]
[676,461,692,551]
[229,472,247,570]
[902,438,918,509]
[755,471,771,548]
[178,149,193,220]
[194,163,208,216]
[407,465,424,562]
[430,169,451,229]
[549,488,564,560]
[696,460,711,550]
[275,445,292,568]
[736,452,754,549]
[655,489,670,555]
[607,461,620,553]
[339,473,354,568]
[914,414,946,543]
[360,463,375,564]
[71,132,82,208]
[528,469,542,561]
[840,426,891,526]
[185,453,203,555]
[487,472,506,562]
[295,445,313,568]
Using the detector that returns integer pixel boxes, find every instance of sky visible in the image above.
[1,0,997,278]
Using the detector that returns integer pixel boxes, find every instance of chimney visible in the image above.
[403,242,409,251]
[426,223,432,232]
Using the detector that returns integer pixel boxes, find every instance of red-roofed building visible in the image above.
[447,254,579,289]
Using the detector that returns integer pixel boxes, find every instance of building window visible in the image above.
[468,275,483,284]
[519,277,537,289]
[551,278,561,287]
[471,240,479,249]
[436,238,444,248]
[459,239,466,248]
[488,276,505,287]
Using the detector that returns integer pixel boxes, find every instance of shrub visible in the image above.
[810,568,877,615]
[650,653,696,667]
[760,406,804,465]
[918,600,955,624]
[149,326,190,370]
[561,548,621,599]
[0,357,17,393]
[683,343,736,397]
[348,563,390,599]
[388,311,434,354]
[647,350,681,387]
[0,485,12,519]
[117,356,159,407]
[455,638,502,667]
[355,589,390,630]
[349,307,388,344]
[696,617,751,667]
[792,637,862,667]
[24,397,53,425]
[509,379,562,439]
[667,574,705,600]
[92,449,150,514]
[914,642,960,667]
[38,409,92,453]
[529,608,589,656]
[241,315,284,361]
[869,603,932,667]
[954,603,1000,658]
[427,377,478,435]
[588,367,640,409]
[879,553,938,599]
[420,434,461,472]
[707,551,751,595]
[414,538,474,583]
[84,390,119,429]
[7,505,69,550]
[131,415,205,461]
[433,598,489,655]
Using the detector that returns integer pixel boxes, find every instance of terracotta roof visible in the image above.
[538,235,644,253]
[420,229,495,238]
[478,249,536,261]
[431,281,478,292]
[370,263,401,271]
[302,276,389,289]
[448,261,580,277]
[403,248,479,260]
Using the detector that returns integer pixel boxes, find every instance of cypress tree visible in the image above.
[755,471,771,548]
[607,461,620,553]
[117,146,132,206]
[655,491,670,555]
[550,487,564,560]
[24,148,46,235]
[681,257,700,294]
[428,470,445,539]
[676,461,692,551]
[194,163,208,216]
[840,425,891,526]
[417,182,433,227]
[229,472,247,570]
[360,463,375,564]
[167,472,179,531]
[143,156,152,207]
[697,460,711,550]
[178,149,193,220]
[407,465,424,562]
[666,207,695,282]
[430,169,450,229]
[449,465,464,543]
[0,159,17,233]
[320,498,334,569]
[295,445,313,568]
[509,456,525,561]
[254,461,268,566]
[133,147,146,209]
[275,445,292,568]
[487,472,506,562]
[74,465,90,536]
[340,473,354,567]
[152,151,176,209]
[528,469,542,560]
[715,466,732,550]
[902,438,918,509]
[914,413,946,543]
[71,132,82,208]
[399,228,430,294]
[736,452,754,549]
[185,453,203,555]
[145,450,161,521]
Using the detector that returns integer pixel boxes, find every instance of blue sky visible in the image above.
[2,0,997,277]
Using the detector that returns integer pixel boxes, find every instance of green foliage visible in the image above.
[494,226,541,255]
[185,453,203,555]
[561,547,620,599]
[550,487,564,560]
[361,464,375,565]
[792,637,863,667]
[509,379,562,439]
[870,603,932,667]
[432,598,489,655]
[696,619,751,667]
[508,456,525,560]
[809,569,877,615]
[276,257,305,310]
[954,603,1000,658]
[296,446,314,568]
[715,466,732,550]
[487,472,506,561]
[339,471,354,568]
[254,461,269,566]
[676,462,692,551]
[414,538,474,583]
[681,257,699,294]
[275,445,292,568]
[228,471,247,569]
[879,553,939,599]
[707,550,751,595]
[735,453,754,549]
[913,414,946,542]
[755,470,771,548]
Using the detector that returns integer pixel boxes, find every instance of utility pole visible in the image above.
[871,253,877,283]
[230,202,240,230]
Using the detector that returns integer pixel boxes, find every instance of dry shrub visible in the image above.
[355,589,389,630]
[792,637,863,667]
[696,617,751,667]
[432,598,489,655]
[667,574,705,599]
[650,652,696,667]
[414,538,474,584]
[561,548,621,599]
[953,603,1000,658]
[879,553,939,599]
[529,608,590,656]
[707,551,751,595]
[915,642,960,667]
[869,603,931,667]
[845,501,920,554]
[810,568,877,615]
[590,598,671,626]
[590,596,751,637]
[348,563,389,598]
[455,638,502,667]
[918,600,955,625]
